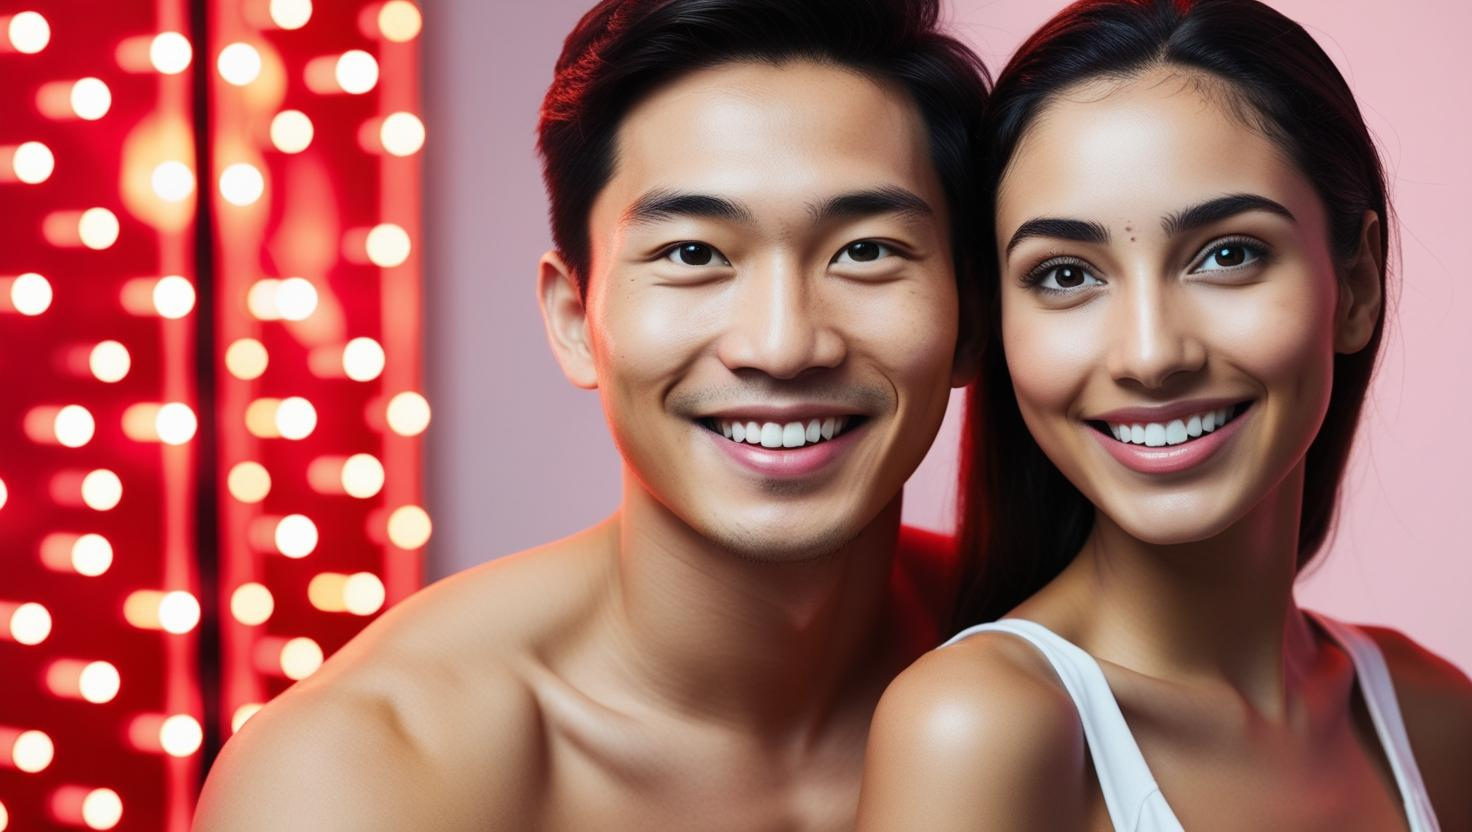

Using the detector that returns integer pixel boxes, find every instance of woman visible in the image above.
[856,1,1472,829]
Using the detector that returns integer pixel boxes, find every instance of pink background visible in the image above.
[422,1,1471,673]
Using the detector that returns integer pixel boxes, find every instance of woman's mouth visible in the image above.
[1090,402,1249,448]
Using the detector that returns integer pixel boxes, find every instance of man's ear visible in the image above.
[537,251,599,389]
[1335,210,1384,355]
[950,271,984,388]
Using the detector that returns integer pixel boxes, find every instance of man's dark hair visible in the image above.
[537,0,991,297]
[953,0,1391,629]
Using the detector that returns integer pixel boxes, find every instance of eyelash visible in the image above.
[656,239,902,267]
[1019,236,1272,295]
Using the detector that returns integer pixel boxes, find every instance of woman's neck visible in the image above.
[1039,461,1320,717]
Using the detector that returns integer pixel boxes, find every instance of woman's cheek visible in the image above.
[1002,300,1098,421]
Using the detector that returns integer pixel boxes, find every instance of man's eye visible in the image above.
[1194,241,1265,272]
[665,243,728,267]
[1033,263,1101,291]
[832,240,892,264]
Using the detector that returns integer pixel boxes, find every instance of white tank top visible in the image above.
[941,614,1440,831]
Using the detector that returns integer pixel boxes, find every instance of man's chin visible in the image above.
[699,521,863,565]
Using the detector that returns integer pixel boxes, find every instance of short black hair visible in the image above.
[537,0,991,296]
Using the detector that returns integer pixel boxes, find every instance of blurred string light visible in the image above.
[0,3,426,826]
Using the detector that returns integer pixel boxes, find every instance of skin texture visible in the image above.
[857,68,1472,831]
[194,60,973,831]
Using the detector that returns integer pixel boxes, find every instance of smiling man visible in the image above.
[195,1,988,829]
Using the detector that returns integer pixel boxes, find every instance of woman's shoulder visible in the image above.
[1357,625,1472,829]
[857,629,1089,831]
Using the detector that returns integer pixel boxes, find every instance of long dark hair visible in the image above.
[953,0,1391,629]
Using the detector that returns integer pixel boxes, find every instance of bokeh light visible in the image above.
[78,208,120,250]
[80,469,122,511]
[70,78,111,120]
[151,161,195,203]
[270,0,312,30]
[78,661,121,704]
[9,603,52,646]
[80,788,122,830]
[279,637,324,680]
[387,505,432,549]
[71,534,113,576]
[275,277,318,321]
[379,112,425,157]
[377,1,422,42]
[275,396,317,439]
[10,273,52,315]
[156,403,198,445]
[343,337,385,381]
[231,704,263,734]
[269,110,313,154]
[11,141,54,184]
[10,730,53,773]
[54,405,95,448]
[342,453,385,498]
[365,223,411,267]
[230,583,274,626]
[386,391,430,436]
[6,11,49,54]
[225,338,269,379]
[149,32,192,74]
[216,42,261,85]
[274,514,318,558]
[157,591,201,634]
[153,275,197,319]
[335,50,378,94]
[227,461,271,503]
[159,715,203,757]
[89,341,131,383]
[219,163,264,206]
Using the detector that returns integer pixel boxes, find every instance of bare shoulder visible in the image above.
[857,630,1087,832]
[1357,625,1472,828]
[196,528,614,831]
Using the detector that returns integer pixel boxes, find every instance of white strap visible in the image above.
[944,620,1183,831]
[1309,613,1441,832]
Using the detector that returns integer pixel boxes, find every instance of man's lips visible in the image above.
[702,416,866,478]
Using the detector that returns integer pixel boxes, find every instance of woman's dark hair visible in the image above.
[537,0,991,297]
[954,0,1391,628]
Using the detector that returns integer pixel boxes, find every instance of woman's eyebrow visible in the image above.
[1005,217,1110,255]
[1162,193,1296,235]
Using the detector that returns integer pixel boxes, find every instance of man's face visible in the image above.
[573,60,963,562]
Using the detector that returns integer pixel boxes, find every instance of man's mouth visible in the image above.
[701,416,864,450]
[1089,402,1251,448]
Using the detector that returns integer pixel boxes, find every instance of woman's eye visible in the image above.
[832,240,892,264]
[1034,263,1101,291]
[665,243,728,267]
[1195,242,1263,272]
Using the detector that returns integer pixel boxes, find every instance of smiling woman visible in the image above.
[856,1,1472,831]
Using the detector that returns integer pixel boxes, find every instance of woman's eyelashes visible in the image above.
[1022,258,1103,295]
[1190,236,1269,274]
[1018,236,1272,296]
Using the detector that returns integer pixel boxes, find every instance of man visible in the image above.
[195,0,988,828]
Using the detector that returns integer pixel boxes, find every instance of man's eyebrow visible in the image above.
[1005,217,1111,255]
[1163,193,1296,235]
[622,189,756,226]
[808,186,934,223]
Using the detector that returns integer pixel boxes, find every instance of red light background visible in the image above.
[0,1,424,829]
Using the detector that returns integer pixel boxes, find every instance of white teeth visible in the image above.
[781,422,805,448]
[761,423,783,448]
[714,416,852,449]
[1165,419,1187,445]
[1105,405,1243,447]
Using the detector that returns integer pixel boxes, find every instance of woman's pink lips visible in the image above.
[704,421,861,478]
[1087,407,1249,475]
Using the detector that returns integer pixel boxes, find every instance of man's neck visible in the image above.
[598,471,918,739]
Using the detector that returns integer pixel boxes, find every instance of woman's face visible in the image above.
[995,68,1353,545]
